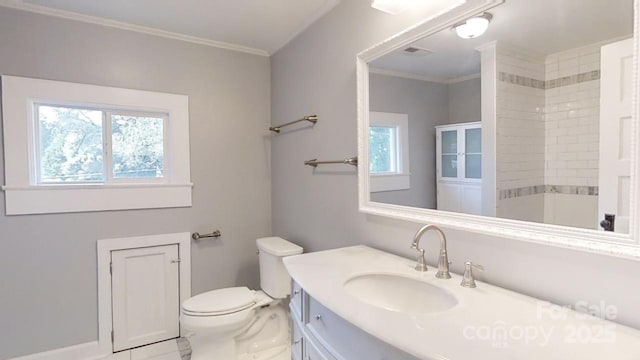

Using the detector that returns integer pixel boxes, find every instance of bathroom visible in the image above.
[0,0,639,359]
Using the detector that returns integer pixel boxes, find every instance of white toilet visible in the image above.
[181,237,303,360]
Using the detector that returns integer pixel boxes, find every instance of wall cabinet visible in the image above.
[290,281,419,360]
[435,122,482,215]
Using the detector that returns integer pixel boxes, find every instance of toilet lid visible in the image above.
[182,287,257,315]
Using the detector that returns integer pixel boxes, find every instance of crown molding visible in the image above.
[370,67,480,85]
[0,0,270,57]
[369,67,448,84]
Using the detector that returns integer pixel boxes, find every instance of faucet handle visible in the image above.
[415,249,428,272]
[461,261,483,288]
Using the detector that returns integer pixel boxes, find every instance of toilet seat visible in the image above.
[182,287,257,317]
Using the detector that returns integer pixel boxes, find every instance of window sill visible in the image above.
[2,183,193,215]
[370,174,410,192]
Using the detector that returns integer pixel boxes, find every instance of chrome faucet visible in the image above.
[410,224,451,279]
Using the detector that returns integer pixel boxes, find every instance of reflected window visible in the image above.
[369,112,410,192]
[369,126,398,174]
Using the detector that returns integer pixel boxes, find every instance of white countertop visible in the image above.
[283,245,640,360]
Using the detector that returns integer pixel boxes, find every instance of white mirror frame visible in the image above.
[357,0,640,259]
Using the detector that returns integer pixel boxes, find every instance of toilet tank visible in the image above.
[256,237,303,299]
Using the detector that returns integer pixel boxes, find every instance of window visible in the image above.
[2,76,192,215]
[369,126,399,174]
[35,104,167,183]
[369,112,410,192]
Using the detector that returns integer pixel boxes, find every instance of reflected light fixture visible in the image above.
[454,13,493,39]
[371,0,411,15]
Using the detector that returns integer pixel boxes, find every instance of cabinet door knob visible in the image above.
[315,314,322,320]
[293,290,300,296]
[293,339,300,345]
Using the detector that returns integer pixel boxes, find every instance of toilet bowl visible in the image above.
[181,237,303,360]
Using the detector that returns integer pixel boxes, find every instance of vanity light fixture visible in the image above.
[454,13,493,39]
[371,0,411,15]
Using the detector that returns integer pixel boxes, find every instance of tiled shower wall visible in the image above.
[542,42,606,228]
[494,38,632,228]
[495,44,546,222]
[544,42,602,188]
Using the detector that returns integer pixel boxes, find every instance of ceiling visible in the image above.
[2,0,341,55]
[370,0,634,81]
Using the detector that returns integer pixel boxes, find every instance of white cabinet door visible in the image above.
[438,128,461,181]
[436,182,482,215]
[436,123,481,182]
[598,38,633,233]
[461,184,482,216]
[462,125,482,181]
[437,182,463,213]
[111,245,180,352]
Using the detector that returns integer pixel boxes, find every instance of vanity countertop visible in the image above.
[283,245,640,360]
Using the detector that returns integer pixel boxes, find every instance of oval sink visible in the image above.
[343,274,458,314]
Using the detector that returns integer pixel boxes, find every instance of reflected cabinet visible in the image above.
[436,122,482,215]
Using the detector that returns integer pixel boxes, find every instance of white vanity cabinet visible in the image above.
[435,122,482,215]
[290,281,419,360]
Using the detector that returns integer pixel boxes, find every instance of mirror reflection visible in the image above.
[367,0,633,233]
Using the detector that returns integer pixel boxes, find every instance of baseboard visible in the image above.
[6,339,180,360]
[7,341,113,360]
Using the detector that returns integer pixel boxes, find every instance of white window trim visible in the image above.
[1,75,192,215]
[369,111,410,192]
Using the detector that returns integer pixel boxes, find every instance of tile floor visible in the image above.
[112,337,289,360]
[109,338,191,360]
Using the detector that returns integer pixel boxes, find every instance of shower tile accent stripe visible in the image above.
[498,70,600,90]
[498,72,545,89]
[498,185,546,200]
[498,185,599,200]
[546,70,600,89]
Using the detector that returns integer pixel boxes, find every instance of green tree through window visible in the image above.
[39,106,104,182]
[37,104,165,183]
[369,126,397,173]
[111,115,164,179]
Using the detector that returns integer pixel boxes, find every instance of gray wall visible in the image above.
[0,8,271,359]
[271,0,640,336]
[448,77,481,124]
[369,73,448,208]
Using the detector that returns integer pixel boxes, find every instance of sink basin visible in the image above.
[343,273,458,314]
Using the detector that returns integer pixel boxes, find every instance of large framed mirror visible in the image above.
[357,0,640,258]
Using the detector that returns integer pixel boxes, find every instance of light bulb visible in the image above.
[455,15,491,39]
